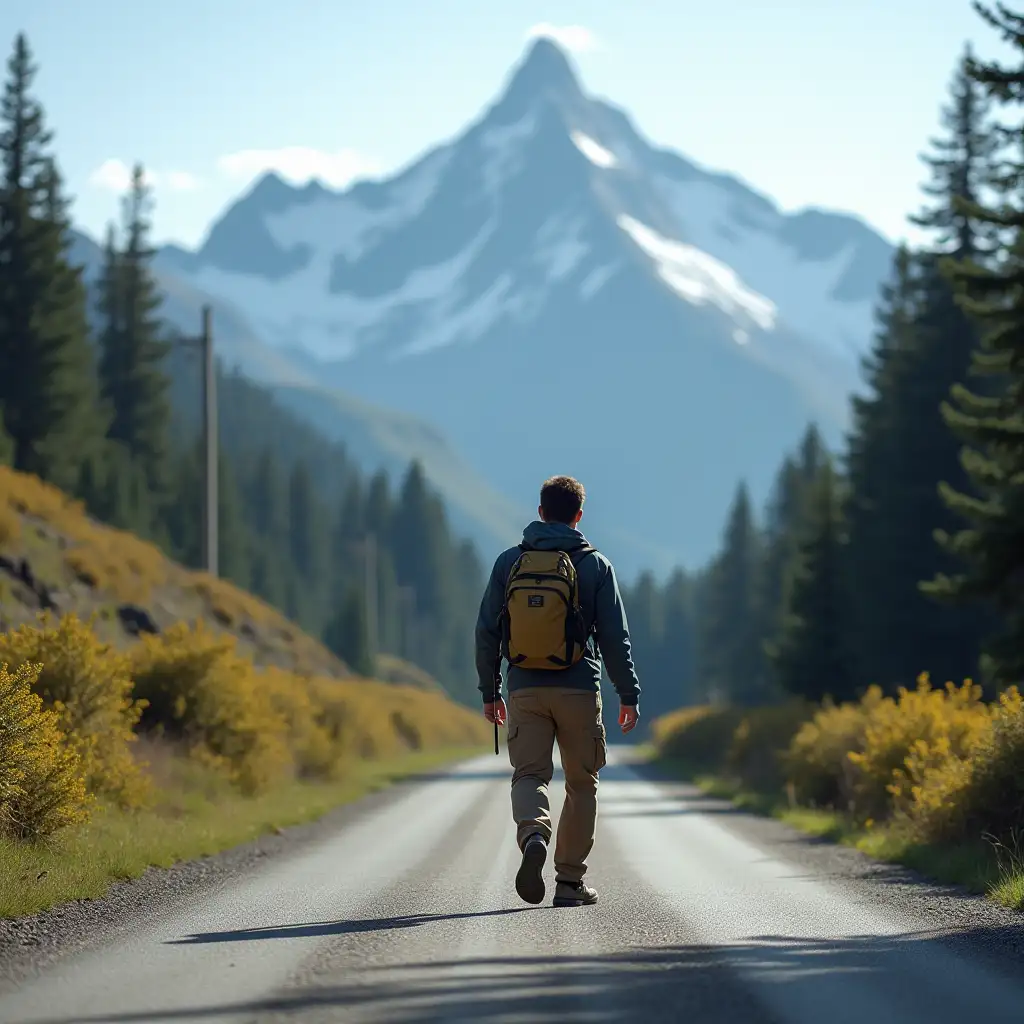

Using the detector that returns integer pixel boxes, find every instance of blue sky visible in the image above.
[0,0,1005,249]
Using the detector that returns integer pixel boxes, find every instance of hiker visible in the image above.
[476,474,640,908]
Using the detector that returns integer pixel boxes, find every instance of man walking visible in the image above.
[476,475,640,908]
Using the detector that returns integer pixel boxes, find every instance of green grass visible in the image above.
[653,755,1024,912]
[0,743,484,919]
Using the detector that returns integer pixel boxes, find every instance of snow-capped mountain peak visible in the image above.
[159,37,888,380]
[148,37,896,573]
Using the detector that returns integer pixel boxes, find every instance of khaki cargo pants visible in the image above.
[507,686,607,884]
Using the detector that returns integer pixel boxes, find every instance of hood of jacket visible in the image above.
[521,520,589,552]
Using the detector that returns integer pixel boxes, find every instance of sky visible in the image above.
[0,0,1008,250]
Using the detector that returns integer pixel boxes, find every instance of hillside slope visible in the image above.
[0,465,437,690]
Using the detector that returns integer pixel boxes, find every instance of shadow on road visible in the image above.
[45,925,1024,1024]
[166,907,539,944]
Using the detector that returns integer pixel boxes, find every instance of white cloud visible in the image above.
[89,158,143,192]
[164,170,202,192]
[215,146,381,189]
[88,159,200,193]
[526,22,600,53]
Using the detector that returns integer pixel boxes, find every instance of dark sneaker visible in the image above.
[515,835,547,905]
[553,880,599,907]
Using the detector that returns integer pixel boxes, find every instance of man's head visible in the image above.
[539,475,585,527]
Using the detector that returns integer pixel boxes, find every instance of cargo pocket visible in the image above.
[589,725,607,775]
[507,724,520,769]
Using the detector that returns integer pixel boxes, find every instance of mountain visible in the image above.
[151,39,892,573]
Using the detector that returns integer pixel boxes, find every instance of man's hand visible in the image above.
[484,698,507,726]
[619,704,639,734]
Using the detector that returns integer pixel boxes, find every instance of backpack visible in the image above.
[499,544,596,670]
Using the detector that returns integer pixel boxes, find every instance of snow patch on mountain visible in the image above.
[571,131,617,168]
[194,217,500,360]
[480,112,537,195]
[263,147,452,263]
[400,273,522,358]
[654,175,875,360]
[579,262,620,300]
[534,213,589,282]
[617,215,777,331]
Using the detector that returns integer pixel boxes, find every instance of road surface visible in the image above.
[1,749,1024,1023]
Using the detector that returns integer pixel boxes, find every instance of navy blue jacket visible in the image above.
[475,520,641,706]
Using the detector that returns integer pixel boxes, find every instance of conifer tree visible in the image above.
[756,454,807,671]
[325,585,375,677]
[248,447,288,542]
[0,35,99,490]
[696,483,764,704]
[845,46,994,691]
[96,164,171,498]
[768,460,856,702]
[0,416,11,466]
[925,3,1024,685]
[218,450,249,589]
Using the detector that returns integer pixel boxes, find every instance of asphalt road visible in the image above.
[2,749,1024,1024]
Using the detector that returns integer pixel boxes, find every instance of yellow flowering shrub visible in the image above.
[907,686,1024,844]
[847,675,989,823]
[0,614,149,808]
[0,661,91,839]
[129,622,292,795]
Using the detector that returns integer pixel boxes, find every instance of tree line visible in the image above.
[636,4,1024,710]
[0,33,484,703]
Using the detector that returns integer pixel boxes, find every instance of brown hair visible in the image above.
[540,475,586,525]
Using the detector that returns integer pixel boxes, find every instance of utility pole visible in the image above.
[176,306,218,577]
[201,306,218,578]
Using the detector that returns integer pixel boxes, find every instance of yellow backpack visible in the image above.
[500,545,595,670]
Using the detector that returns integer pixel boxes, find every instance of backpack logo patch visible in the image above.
[527,595,544,608]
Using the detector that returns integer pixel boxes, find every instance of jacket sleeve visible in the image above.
[475,553,507,703]
[593,559,641,706]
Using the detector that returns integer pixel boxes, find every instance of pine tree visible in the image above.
[756,453,809,675]
[661,568,696,706]
[696,483,765,704]
[287,460,318,581]
[0,35,99,490]
[0,416,11,466]
[768,461,857,703]
[218,449,250,590]
[247,447,288,542]
[796,424,825,489]
[324,585,375,677]
[924,3,1024,685]
[845,45,993,692]
[844,247,935,690]
[78,441,153,535]
[96,164,171,498]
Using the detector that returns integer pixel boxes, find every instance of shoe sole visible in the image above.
[553,893,599,908]
[515,842,547,905]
